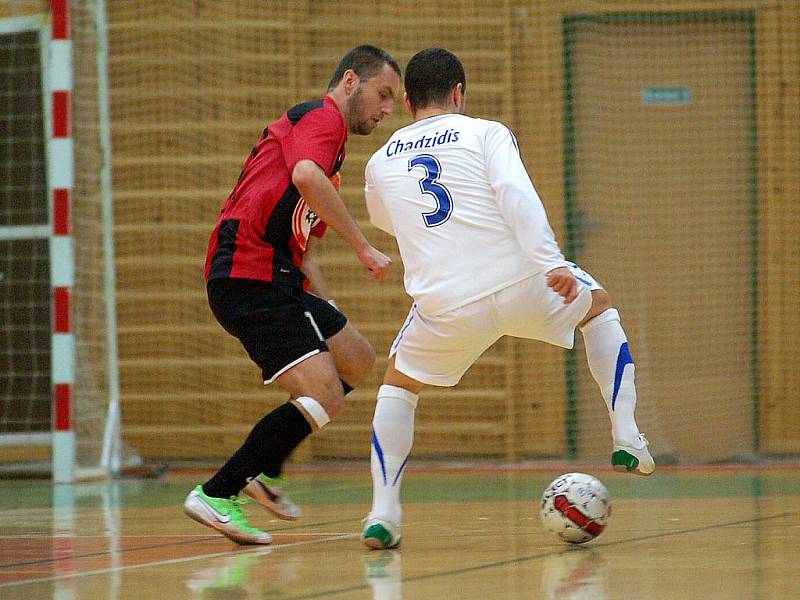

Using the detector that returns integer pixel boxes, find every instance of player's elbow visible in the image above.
[292,160,324,192]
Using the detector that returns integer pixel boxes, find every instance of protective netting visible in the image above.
[19,1,800,467]
[0,24,50,438]
[71,0,113,471]
[0,0,113,473]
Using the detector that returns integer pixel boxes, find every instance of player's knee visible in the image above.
[354,339,376,382]
[580,289,614,328]
[341,333,376,388]
[316,379,347,420]
[322,397,345,420]
[592,289,613,312]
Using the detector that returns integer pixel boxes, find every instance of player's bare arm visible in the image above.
[546,266,579,304]
[300,236,334,300]
[292,159,392,279]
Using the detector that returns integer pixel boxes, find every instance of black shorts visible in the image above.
[207,278,348,383]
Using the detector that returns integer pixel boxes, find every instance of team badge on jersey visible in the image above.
[292,198,320,251]
[291,173,337,250]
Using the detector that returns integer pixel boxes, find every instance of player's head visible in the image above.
[328,45,401,136]
[404,48,466,116]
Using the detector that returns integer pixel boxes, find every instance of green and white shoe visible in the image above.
[183,485,272,545]
[612,433,656,476]
[362,517,401,550]
[243,474,302,520]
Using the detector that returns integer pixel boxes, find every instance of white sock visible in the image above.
[580,309,641,446]
[369,384,417,525]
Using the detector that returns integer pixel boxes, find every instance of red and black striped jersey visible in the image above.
[205,95,346,288]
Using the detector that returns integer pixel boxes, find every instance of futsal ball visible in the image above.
[540,472,610,544]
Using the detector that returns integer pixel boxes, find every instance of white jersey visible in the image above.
[365,113,567,316]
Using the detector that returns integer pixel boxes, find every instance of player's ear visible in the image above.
[453,83,464,110]
[343,69,360,95]
[403,92,413,115]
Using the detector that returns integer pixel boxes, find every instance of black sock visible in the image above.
[203,402,312,499]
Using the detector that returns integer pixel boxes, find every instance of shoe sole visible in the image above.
[183,501,272,545]
[612,449,655,476]
[362,523,400,550]
[242,483,300,521]
[612,464,654,476]
[362,536,401,550]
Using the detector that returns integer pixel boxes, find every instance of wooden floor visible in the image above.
[0,465,798,599]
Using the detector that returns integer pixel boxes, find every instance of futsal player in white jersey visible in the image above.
[361,48,655,550]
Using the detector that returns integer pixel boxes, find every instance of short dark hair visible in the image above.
[404,48,466,112]
[327,45,401,91]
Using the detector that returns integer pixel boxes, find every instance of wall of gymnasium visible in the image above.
[1,0,796,462]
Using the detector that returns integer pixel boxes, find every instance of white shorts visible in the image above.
[390,264,601,387]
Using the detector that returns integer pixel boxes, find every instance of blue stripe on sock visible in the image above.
[611,342,634,411]
[392,454,409,486]
[371,430,387,486]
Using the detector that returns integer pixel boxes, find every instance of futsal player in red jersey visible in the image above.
[184,46,401,544]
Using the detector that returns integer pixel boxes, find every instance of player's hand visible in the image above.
[546,267,579,304]
[358,245,392,280]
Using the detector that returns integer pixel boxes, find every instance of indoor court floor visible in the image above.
[0,465,798,599]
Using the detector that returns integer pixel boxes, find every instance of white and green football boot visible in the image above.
[612,433,655,476]
[362,517,401,550]
[184,485,272,545]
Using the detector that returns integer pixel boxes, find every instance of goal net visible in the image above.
[71,0,121,477]
[0,0,121,480]
[0,13,55,468]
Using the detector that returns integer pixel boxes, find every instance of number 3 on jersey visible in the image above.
[409,154,453,227]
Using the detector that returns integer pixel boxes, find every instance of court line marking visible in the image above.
[280,510,800,600]
[0,532,339,539]
[0,532,359,588]
[0,517,357,570]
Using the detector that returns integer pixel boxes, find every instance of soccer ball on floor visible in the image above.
[540,472,611,544]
